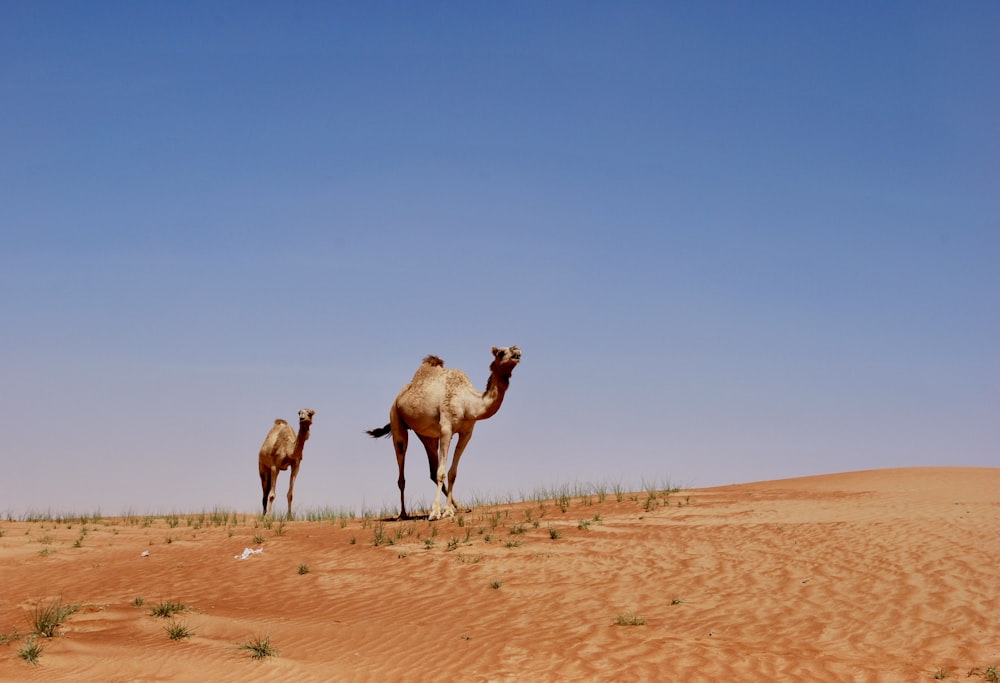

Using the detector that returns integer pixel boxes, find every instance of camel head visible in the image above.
[490,346,521,375]
[298,408,316,425]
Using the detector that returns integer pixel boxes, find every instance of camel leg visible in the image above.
[259,465,271,515]
[418,433,459,512]
[265,465,279,516]
[446,429,474,515]
[393,425,409,520]
[286,461,300,518]
[417,433,442,487]
[429,429,454,520]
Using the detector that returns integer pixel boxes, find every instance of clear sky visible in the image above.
[2,2,997,517]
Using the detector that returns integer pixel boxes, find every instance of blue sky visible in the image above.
[2,2,997,516]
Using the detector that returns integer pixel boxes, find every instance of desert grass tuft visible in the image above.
[31,598,79,638]
[164,620,194,640]
[614,611,646,626]
[239,633,278,660]
[17,637,44,665]
[371,520,391,546]
[297,563,310,575]
[149,600,188,618]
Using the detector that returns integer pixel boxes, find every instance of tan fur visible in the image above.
[258,408,315,516]
[368,346,521,520]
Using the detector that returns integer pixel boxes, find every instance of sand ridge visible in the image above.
[1,467,997,682]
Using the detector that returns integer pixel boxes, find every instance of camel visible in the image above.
[367,345,521,520]
[258,408,315,516]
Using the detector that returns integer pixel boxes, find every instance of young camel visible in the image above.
[368,346,521,520]
[258,408,315,516]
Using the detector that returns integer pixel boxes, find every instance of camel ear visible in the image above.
[492,346,500,356]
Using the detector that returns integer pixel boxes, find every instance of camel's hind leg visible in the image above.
[264,465,280,516]
[392,422,410,519]
[429,429,455,521]
[417,433,458,510]
[259,465,272,515]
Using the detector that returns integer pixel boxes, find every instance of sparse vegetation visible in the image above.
[150,600,188,618]
[17,637,44,665]
[490,580,502,590]
[31,599,79,638]
[614,611,646,626]
[239,633,278,660]
[132,596,145,607]
[372,521,390,546]
[164,620,194,640]
[967,667,1000,683]
[297,563,310,575]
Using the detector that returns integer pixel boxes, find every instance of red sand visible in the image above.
[1,467,997,682]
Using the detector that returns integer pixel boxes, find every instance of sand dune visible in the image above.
[1,467,997,682]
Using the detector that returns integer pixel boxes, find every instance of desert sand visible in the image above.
[1,467,997,683]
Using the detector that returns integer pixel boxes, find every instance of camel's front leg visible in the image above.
[286,461,300,518]
[429,429,454,521]
[446,429,474,515]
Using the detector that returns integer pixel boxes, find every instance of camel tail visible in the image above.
[367,424,392,439]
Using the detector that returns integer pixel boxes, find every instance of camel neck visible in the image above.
[480,370,510,419]
[294,423,311,453]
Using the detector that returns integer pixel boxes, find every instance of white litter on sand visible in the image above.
[140,550,150,557]
[235,547,264,561]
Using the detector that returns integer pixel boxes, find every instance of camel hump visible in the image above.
[273,418,288,426]
[422,355,445,367]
